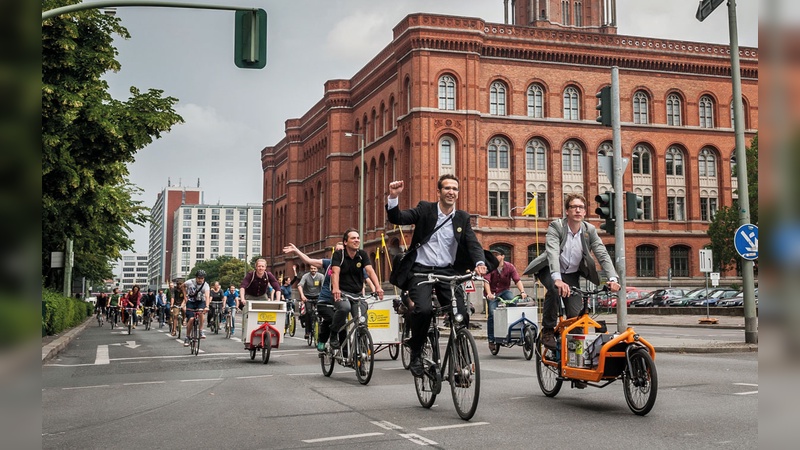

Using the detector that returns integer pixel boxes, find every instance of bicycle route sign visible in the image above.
[734,224,758,260]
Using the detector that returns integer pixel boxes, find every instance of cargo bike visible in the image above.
[241,300,286,365]
[488,295,538,360]
[535,285,658,416]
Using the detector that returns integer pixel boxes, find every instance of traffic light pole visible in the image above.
[610,67,628,329]
[42,1,256,20]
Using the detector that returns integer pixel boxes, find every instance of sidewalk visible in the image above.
[460,312,757,354]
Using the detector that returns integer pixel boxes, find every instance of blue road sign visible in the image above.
[734,224,758,260]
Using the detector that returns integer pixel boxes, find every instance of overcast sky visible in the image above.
[99,0,759,254]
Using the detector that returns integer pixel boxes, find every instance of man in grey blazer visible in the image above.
[386,174,488,377]
[523,194,621,350]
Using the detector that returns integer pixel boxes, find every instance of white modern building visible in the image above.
[169,204,263,280]
[117,253,149,292]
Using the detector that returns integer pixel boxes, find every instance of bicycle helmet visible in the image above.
[195,269,207,278]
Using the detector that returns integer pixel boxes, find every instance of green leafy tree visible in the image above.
[188,256,236,284]
[42,0,183,287]
[707,133,758,272]
[218,258,252,288]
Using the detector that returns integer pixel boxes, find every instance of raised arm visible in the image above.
[282,243,325,268]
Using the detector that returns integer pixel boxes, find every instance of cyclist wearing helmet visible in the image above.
[181,270,210,346]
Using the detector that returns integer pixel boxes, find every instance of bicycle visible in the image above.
[535,285,658,416]
[411,272,484,420]
[284,298,297,337]
[209,301,224,334]
[306,300,319,347]
[142,306,155,331]
[185,309,205,356]
[124,307,136,335]
[108,306,119,329]
[222,305,235,339]
[158,305,167,329]
[96,306,105,327]
[170,306,183,339]
[319,292,377,385]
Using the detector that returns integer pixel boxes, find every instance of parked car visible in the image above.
[652,288,688,306]
[719,287,758,307]
[598,286,649,308]
[631,290,657,307]
[688,288,739,306]
[663,287,715,307]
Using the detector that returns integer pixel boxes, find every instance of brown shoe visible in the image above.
[542,329,557,350]
[488,342,497,352]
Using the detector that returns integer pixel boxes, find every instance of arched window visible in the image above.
[563,86,579,120]
[438,75,456,110]
[561,0,571,25]
[527,84,544,118]
[636,245,656,277]
[670,245,690,277]
[666,147,684,176]
[698,148,717,177]
[562,140,582,173]
[490,244,513,262]
[574,1,583,27]
[488,137,510,169]
[632,145,651,175]
[404,77,411,115]
[389,96,396,127]
[699,95,714,128]
[439,136,455,176]
[526,138,546,171]
[666,93,682,126]
[633,91,649,124]
[490,81,507,116]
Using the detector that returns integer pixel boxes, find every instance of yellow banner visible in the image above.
[521,193,538,216]
[367,310,390,329]
[257,312,277,324]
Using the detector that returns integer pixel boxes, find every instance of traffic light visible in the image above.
[595,191,615,234]
[596,86,612,127]
[234,9,267,69]
[625,191,644,221]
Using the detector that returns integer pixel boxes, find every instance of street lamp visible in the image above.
[345,132,365,249]
[508,206,525,218]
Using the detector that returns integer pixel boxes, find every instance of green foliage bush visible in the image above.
[42,289,91,336]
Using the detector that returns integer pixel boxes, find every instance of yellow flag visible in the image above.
[521,193,538,216]
[381,233,388,251]
[375,246,380,261]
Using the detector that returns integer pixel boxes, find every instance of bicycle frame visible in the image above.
[334,294,375,367]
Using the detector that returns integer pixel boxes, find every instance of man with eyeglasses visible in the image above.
[523,193,620,351]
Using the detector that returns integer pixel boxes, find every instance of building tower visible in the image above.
[512,0,617,33]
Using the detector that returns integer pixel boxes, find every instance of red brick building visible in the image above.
[261,1,758,287]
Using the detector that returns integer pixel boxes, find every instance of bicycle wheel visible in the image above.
[400,322,411,369]
[414,334,439,409]
[225,314,232,339]
[261,345,271,364]
[354,329,375,385]
[308,318,317,346]
[522,325,535,361]
[176,319,182,339]
[110,311,115,329]
[535,338,562,397]
[189,327,197,355]
[623,349,658,416]
[319,344,335,376]
[214,313,220,334]
[449,328,480,420]
[249,348,256,360]
[127,314,132,335]
[97,313,103,327]
[389,344,399,360]
[289,314,297,337]
[145,314,151,331]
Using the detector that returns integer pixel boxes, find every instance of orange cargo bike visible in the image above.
[535,285,658,416]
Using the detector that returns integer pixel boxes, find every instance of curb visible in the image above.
[41,316,94,364]
[655,344,758,354]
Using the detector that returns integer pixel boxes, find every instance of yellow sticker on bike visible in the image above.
[258,312,277,324]
[368,310,390,328]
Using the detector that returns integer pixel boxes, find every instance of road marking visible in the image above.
[46,363,97,367]
[302,432,384,443]
[179,378,222,383]
[287,372,318,376]
[382,367,406,371]
[123,381,166,386]
[95,345,110,365]
[509,396,528,400]
[235,374,274,380]
[231,337,242,342]
[734,383,758,387]
[371,420,403,430]
[62,385,109,390]
[418,422,489,431]
[733,391,758,395]
[399,433,437,446]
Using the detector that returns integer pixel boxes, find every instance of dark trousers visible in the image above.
[406,264,469,353]
[330,293,366,342]
[303,298,318,335]
[538,270,582,330]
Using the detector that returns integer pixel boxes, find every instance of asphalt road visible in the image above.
[43,320,757,449]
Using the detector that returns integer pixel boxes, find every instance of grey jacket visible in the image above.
[522,218,618,285]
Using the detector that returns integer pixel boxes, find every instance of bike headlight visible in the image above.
[455,313,464,323]
[359,315,366,324]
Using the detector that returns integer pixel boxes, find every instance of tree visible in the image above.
[218,258,252,288]
[707,133,758,272]
[42,1,183,287]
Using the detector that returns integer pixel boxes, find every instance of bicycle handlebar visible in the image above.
[342,292,379,305]
[569,285,612,297]
[414,272,486,285]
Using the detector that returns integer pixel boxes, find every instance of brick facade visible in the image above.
[261,9,758,287]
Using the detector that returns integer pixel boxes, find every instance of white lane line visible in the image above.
[62,385,109,390]
[733,391,758,395]
[302,432,384,443]
[371,420,403,430]
[235,374,274,380]
[123,381,166,386]
[45,363,97,367]
[179,378,223,383]
[418,422,489,431]
[399,433,438,446]
[382,367,407,371]
[287,372,318,376]
[734,383,758,387]
[509,396,528,400]
[231,337,242,342]
[95,345,110,365]
[111,352,243,361]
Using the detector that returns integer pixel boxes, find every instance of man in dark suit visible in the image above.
[386,174,488,377]
[523,193,620,350]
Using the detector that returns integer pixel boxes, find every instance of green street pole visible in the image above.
[42,1,256,20]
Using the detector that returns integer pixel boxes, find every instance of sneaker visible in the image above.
[542,329,557,350]
[200,332,206,339]
[305,333,310,339]
[183,338,189,347]
[316,342,326,352]
[329,335,340,349]
[409,351,424,377]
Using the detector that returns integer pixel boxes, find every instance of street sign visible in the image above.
[699,249,713,273]
[710,272,720,287]
[696,0,725,22]
[734,224,759,260]
[51,251,64,268]
[463,280,476,293]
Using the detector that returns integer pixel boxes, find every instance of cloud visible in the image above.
[324,12,390,62]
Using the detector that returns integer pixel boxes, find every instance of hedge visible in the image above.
[42,289,93,336]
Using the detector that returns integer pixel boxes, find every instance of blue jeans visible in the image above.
[487,290,514,342]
